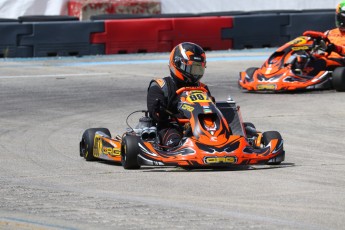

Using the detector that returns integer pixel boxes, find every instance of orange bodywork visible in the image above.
[92,134,121,162]
[92,87,284,167]
[95,131,282,167]
[239,35,344,91]
[138,134,282,166]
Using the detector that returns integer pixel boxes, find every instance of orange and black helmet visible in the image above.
[169,42,206,84]
[336,1,345,30]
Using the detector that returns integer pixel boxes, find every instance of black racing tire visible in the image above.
[80,128,111,161]
[243,122,256,129]
[332,67,345,92]
[245,67,259,78]
[121,135,141,170]
[262,131,284,165]
[243,122,257,138]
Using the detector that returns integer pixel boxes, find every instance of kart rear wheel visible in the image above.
[121,135,141,170]
[262,131,284,165]
[80,128,111,161]
[332,67,345,92]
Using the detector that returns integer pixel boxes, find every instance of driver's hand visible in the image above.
[152,99,167,120]
[326,43,341,54]
[153,98,161,113]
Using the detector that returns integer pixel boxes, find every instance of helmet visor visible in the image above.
[337,12,345,29]
[181,61,206,76]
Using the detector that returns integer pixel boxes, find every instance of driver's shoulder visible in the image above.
[150,76,172,88]
[148,77,172,99]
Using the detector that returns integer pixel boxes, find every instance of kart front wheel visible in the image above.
[262,131,284,165]
[243,122,257,137]
[245,67,259,79]
[80,128,111,161]
[121,135,141,170]
[332,67,345,92]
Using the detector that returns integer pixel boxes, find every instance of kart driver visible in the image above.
[325,0,345,58]
[147,42,212,148]
[301,0,345,73]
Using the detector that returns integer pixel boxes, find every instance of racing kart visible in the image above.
[239,31,345,92]
[79,87,285,170]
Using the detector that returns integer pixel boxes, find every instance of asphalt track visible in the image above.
[0,49,345,230]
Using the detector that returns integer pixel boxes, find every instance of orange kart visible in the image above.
[80,87,285,170]
[239,32,345,92]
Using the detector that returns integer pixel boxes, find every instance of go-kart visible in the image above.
[80,87,285,170]
[239,31,345,92]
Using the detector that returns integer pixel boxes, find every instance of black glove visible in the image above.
[152,99,170,121]
[326,43,341,54]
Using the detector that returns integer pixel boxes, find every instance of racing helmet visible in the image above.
[336,1,345,30]
[169,42,206,84]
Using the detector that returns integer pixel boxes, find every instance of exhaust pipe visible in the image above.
[141,127,157,141]
[148,127,157,139]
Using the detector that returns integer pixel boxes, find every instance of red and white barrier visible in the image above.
[68,0,161,20]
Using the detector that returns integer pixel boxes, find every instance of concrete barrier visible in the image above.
[19,21,104,57]
[283,12,334,40]
[0,23,32,58]
[0,10,336,58]
[223,14,290,49]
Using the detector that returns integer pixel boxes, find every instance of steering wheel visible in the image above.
[303,31,331,57]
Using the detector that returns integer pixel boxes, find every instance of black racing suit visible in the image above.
[147,76,212,147]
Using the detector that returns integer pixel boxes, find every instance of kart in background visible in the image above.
[239,32,345,92]
[80,87,285,170]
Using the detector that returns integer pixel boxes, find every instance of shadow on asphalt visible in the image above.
[139,162,295,172]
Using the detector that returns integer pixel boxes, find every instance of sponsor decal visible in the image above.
[291,46,309,51]
[288,37,307,46]
[265,67,272,75]
[203,108,212,114]
[257,84,276,90]
[103,147,121,156]
[181,104,194,112]
[204,156,237,164]
[93,134,121,157]
[93,135,102,157]
[187,92,211,103]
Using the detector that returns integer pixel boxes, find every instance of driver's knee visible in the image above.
[305,58,327,75]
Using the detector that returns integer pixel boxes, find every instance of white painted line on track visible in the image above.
[0,72,110,79]
[56,55,268,67]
